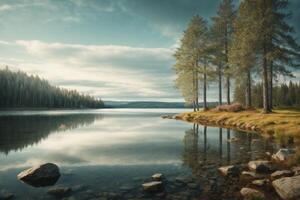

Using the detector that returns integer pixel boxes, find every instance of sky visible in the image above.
[0,0,299,102]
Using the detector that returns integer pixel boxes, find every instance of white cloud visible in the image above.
[7,40,180,101]
[0,4,12,11]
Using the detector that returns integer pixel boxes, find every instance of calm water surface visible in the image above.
[0,109,280,200]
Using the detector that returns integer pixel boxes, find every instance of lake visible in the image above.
[0,109,281,200]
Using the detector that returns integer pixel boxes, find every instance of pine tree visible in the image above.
[229,0,257,109]
[211,0,235,105]
[174,15,210,110]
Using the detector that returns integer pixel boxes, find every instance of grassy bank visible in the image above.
[176,109,300,139]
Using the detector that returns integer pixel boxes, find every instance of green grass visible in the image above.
[177,109,300,140]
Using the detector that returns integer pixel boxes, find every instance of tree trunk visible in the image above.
[226,76,230,105]
[245,70,252,109]
[225,22,230,105]
[218,64,222,105]
[269,62,273,109]
[262,46,271,113]
[203,62,207,110]
[195,71,200,111]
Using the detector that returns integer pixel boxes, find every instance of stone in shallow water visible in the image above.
[152,173,163,181]
[240,188,265,200]
[142,181,163,192]
[17,163,60,187]
[272,149,295,162]
[218,165,239,176]
[271,170,294,180]
[0,190,14,200]
[272,175,300,200]
[248,160,272,173]
[47,186,71,197]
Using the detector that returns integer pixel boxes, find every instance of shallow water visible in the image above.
[0,109,282,199]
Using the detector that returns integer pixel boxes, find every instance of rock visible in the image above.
[152,173,163,181]
[240,188,265,200]
[241,171,264,179]
[272,175,300,200]
[218,165,240,176]
[142,181,163,192]
[17,163,60,187]
[161,115,173,119]
[0,190,14,200]
[252,179,268,187]
[271,170,294,180]
[47,186,71,197]
[272,149,295,162]
[248,160,272,173]
[292,166,300,175]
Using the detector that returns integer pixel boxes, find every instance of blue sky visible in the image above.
[0,0,299,101]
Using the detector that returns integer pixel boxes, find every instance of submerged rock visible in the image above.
[17,163,60,187]
[218,165,239,176]
[240,188,265,200]
[47,186,71,197]
[152,173,163,181]
[0,190,14,200]
[271,170,294,180]
[248,160,272,173]
[142,181,163,192]
[272,175,300,200]
[161,115,173,119]
[272,149,295,162]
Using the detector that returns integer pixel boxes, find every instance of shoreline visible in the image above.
[174,109,300,140]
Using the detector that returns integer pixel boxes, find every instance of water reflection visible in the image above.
[0,114,102,155]
[182,124,277,173]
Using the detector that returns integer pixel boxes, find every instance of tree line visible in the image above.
[174,0,300,113]
[235,81,300,108]
[0,67,104,108]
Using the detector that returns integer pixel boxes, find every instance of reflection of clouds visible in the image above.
[0,111,189,171]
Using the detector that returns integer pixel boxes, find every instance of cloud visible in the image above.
[11,40,180,101]
[0,4,12,11]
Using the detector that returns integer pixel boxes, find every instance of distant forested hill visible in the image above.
[0,67,104,109]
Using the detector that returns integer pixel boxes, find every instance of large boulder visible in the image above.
[218,165,239,176]
[272,149,295,162]
[240,188,265,200]
[17,163,60,187]
[248,160,272,173]
[142,181,163,192]
[272,175,300,200]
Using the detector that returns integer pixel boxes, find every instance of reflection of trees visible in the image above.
[182,124,199,174]
[0,114,102,154]
[182,125,275,174]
